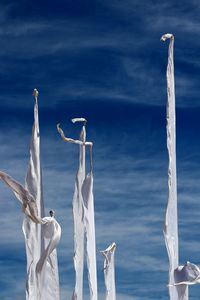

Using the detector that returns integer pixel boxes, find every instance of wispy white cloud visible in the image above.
[0,10,198,109]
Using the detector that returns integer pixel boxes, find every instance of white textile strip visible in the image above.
[71,126,86,300]
[82,151,98,300]
[162,34,188,300]
[100,243,116,300]
[0,169,61,300]
[22,92,60,300]
[0,171,41,223]
[23,93,45,300]
[71,118,87,124]
[57,120,97,300]
[36,216,61,300]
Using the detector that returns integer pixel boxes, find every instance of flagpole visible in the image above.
[161,34,188,300]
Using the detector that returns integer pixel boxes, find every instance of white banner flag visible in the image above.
[162,34,188,300]
[22,89,60,300]
[100,243,116,300]
[71,125,86,300]
[82,167,98,300]
[22,89,45,300]
[0,170,61,300]
[57,121,98,300]
[36,213,61,300]
[0,90,61,300]
[0,171,41,223]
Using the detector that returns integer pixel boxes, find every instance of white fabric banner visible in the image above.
[0,171,41,222]
[0,170,61,300]
[161,34,188,300]
[23,93,45,300]
[100,243,116,300]
[23,92,60,300]
[82,170,98,300]
[36,216,61,300]
[57,121,98,300]
[71,126,86,300]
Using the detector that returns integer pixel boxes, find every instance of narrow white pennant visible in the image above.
[0,170,61,300]
[71,126,86,300]
[36,216,61,300]
[23,92,60,300]
[82,168,98,300]
[162,34,188,300]
[22,93,44,300]
[57,121,98,300]
[100,243,116,300]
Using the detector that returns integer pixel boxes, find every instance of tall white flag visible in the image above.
[161,34,188,300]
[82,146,98,300]
[36,212,61,300]
[22,89,44,300]
[71,125,86,300]
[57,120,98,300]
[100,243,116,300]
[22,89,60,300]
[0,170,61,300]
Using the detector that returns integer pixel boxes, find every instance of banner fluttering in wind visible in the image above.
[82,146,98,300]
[22,89,45,300]
[0,171,42,223]
[71,125,86,300]
[57,120,98,300]
[36,213,61,300]
[0,90,61,300]
[22,89,60,300]
[100,243,116,300]
[161,34,188,300]
[0,170,61,299]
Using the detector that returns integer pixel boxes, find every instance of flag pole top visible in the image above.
[100,242,116,255]
[161,33,174,42]
[71,117,87,126]
[32,88,39,98]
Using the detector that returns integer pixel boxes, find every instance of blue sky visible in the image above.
[1,0,200,299]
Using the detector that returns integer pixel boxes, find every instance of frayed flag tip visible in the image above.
[71,118,87,123]
[33,88,39,98]
[161,33,174,42]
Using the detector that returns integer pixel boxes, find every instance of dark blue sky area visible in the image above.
[1,1,200,300]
